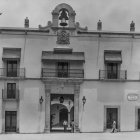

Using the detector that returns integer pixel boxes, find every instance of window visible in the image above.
[7,83,16,99]
[7,60,18,77]
[5,111,17,132]
[104,50,122,79]
[57,62,69,77]
[106,63,119,79]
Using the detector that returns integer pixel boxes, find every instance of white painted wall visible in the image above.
[1,30,140,133]
[0,33,140,80]
[80,81,140,132]
[19,80,45,133]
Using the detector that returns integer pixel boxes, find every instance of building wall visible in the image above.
[80,81,140,132]
[0,34,140,80]
[0,30,140,133]
[22,35,140,80]
[19,80,45,133]
[0,81,4,133]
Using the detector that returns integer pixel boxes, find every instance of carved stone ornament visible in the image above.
[57,29,70,44]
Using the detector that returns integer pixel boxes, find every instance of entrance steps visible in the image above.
[105,129,112,133]
[51,127,71,133]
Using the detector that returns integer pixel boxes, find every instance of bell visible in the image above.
[60,18,68,26]
[59,9,68,27]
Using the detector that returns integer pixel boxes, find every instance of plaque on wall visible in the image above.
[127,93,139,101]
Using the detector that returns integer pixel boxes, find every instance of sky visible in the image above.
[0,0,140,31]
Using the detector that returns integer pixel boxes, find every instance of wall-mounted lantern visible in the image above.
[82,96,86,107]
[39,96,44,104]
[59,96,64,103]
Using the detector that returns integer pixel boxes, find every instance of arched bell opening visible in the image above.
[52,3,76,28]
[58,8,69,27]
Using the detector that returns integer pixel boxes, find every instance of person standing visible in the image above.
[111,121,117,133]
[63,120,68,132]
[70,120,74,133]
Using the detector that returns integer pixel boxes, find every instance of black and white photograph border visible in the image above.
[0,0,140,140]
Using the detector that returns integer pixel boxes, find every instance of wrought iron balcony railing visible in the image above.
[42,68,84,78]
[2,89,20,101]
[99,70,127,80]
[0,68,25,78]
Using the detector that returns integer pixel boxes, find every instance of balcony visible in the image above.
[42,68,84,78]
[2,89,20,101]
[99,70,127,80]
[0,68,25,78]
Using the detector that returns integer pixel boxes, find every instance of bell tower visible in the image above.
[52,3,76,28]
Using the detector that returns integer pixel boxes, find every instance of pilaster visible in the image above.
[44,84,51,133]
[74,84,80,132]
[2,100,5,133]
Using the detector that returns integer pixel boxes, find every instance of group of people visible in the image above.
[63,120,74,133]
[63,120,117,133]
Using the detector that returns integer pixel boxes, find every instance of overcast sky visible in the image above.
[0,0,140,31]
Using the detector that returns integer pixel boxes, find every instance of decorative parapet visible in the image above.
[38,3,88,34]
[75,22,88,32]
[38,21,53,30]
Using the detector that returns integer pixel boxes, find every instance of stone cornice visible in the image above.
[77,30,140,37]
[41,77,84,85]
[0,27,49,34]
[1,27,140,37]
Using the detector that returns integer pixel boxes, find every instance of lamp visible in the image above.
[82,96,86,107]
[39,96,43,104]
[59,96,64,103]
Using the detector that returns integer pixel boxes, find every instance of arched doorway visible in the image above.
[50,104,68,130]
[59,108,68,126]
[50,94,75,132]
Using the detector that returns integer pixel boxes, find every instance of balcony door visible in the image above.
[57,62,69,77]
[7,60,18,77]
[5,111,17,132]
[106,63,118,79]
[7,83,16,99]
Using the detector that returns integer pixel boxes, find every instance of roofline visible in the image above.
[77,30,140,36]
[0,27,140,36]
[0,27,49,33]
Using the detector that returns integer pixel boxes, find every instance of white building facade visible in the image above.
[0,3,140,133]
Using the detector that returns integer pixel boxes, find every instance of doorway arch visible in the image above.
[50,104,68,128]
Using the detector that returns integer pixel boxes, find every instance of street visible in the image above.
[0,132,140,140]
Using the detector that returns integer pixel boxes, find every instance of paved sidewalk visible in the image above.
[0,132,140,140]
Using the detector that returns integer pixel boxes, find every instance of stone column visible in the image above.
[74,84,80,132]
[44,84,51,133]
[68,111,70,128]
